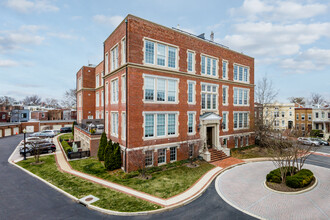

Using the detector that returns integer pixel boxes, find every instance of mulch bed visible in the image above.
[266,177,316,192]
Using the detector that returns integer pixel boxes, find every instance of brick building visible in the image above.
[31,111,48,121]
[76,15,255,172]
[295,108,313,136]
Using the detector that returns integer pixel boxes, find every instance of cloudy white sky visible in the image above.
[0,0,329,102]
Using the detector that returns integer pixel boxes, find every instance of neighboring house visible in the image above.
[75,14,255,172]
[30,111,48,121]
[63,109,78,121]
[10,109,30,122]
[294,108,313,136]
[48,109,63,120]
[254,102,263,125]
[0,112,9,122]
[263,103,295,131]
[312,105,330,140]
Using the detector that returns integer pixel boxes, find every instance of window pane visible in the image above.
[234,89,238,104]
[239,89,243,105]
[234,65,238,80]
[212,94,216,109]
[168,80,176,102]
[207,94,211,109]
[170,147,176,161]
[244,68,248,82]
[239,66,243,81]
[234,113,238,128]
[202,94,206,109]
[157,44,166,66]
[145,77,154,100]
[157,79,165,101]
[145,150,153,166]
[145,114,154,137]
[145,40,154,64]
[157,114,165,136]
[188,83,193,103]
[223,87,227,104]
[188,52,193,71]
[239,113,243,128]
[202,84,206,91]
[222,61,227,78]
[244,90,248,105]
[244,113,248,128]
[188,113,193,133]
[168,114,176,135]
[168,46,176,68]
[207,57,211,75]
[201,56,205,74]
[158,148,166,164]
[222,113,227,130]
[212,59,216,76]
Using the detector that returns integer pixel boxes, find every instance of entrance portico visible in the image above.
[200,112,222,150]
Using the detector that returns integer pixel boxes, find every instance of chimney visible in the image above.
[210,31,214,41]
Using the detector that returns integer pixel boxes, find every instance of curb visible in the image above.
[263,177,318,195]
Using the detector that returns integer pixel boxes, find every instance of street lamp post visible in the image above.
[23,128,26,160]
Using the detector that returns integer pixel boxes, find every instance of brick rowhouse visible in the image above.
[76,15,255,172]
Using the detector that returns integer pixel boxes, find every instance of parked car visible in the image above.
[21,137,53,145]
[20,143,56,156]
[29,130,56,138]
[60,127,72,133]
[311,138,329,146]
[299,137,320,146]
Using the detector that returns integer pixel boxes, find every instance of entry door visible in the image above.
[207,127,213,148]
[288,121,293,129]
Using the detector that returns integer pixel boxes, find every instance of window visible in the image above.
[187,51,195,72]
[246,136,249,146]
[282,112,285,117]
[301,114,305,121]
[105,82,109,105]
[274,120,279,126]
[301,124,305,131]
[187,81,196,104]
[201,55,217,77]
[296,124,299,130]
[78,77,82,90]
[144,39,178,68]
[222,86,228,105]
[282,120,285,126]
[328,112,330,118]
[144,112,178,138]
[122,75,126,103]
[96,92,99,107]
[296,114,299,120]
[101,91,104,107]
[240,136,243,147]
[101,72,104,86]
[96,110,99,119]
[105,53,109,74]
[235,137,238,148]
[188,112,195,134]
[223,138,227,147]
[158,148,166,164]
[111,79,119,103]
[315,112,319,118]
[233,88,249,106]
[96,74,100,88]
[122,112,126,140]
[201,83,218,110]
[121,37,126,65]
[170,147,177,162]
[145,150,153,166]
[144,75,178,103]
[289,111,292,116]
[234,112,249,129]
[105,111,108,133]
[222,112,228,130]
[222,60,228,79]
[111,112,118,136]
[233,64,249,83]
[78,94,82,107]
[322,112,325,118]
[189,144,194,157]
[111,46,118,71]
[308,114,312,120]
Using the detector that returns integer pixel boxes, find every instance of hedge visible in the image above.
[266,167,298,183]
[230,145,256,153]
[61,140,72,154]
[286,169,314,188]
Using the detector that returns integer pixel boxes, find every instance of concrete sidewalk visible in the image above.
[54,135,223,208]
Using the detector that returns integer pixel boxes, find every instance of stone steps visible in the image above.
[209,148,230,163]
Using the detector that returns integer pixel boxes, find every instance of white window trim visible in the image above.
[105,82,109,105]
[142,111,180,140]
[101,90,104,107]
[222,85,229,106]
[187,50,196,74]
[121,74,126,103]
[111,77,119,104]
[142,74,180,104]
[142,37,179,71]
[233,111,250,130]
[222,59,228,80]
[105,53,109,75]
[200,53,219,78]
[233,87,250,106]
[144,150,154,167]
[233,63,250,83]
[187,111,196,135]
[121,112,126,140]
[96,92,99,107]
[121,36,126,65]
[157,148,167,165]
[222,111,229,132]
[111,111,119,137]
[201,82,219,112]
[110,43,119,72]
[170,146,177,162]
[96,110,99,119]
[105,111,109,134]
[187,80,196,105]
[96,74,100,88]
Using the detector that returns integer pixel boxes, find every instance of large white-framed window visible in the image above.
[143,38,179,69]
[222,86,229,105]
[233,87,249,106]
[187,111,196,135]
[122,74,126,103]
[111,45,119,71]
[170,146,177,162]
[78,77,82,90]
[201,83,218,110]
[233,64,249,83]
[101,90,104,107]
[121,37,126,65]
[145,150,153,167]
[105,82,109,105]
[78,94,82,107]
[96,92,99,107]
[101,72,104,86]
[122,112,126,140]
[111,78,119,104]
[301,114,305,121]
[111,112,118,137]
[187,80,196,104]
[143,74,179,104]
[187,50,195,73]
[233,112,249,130]
[201,54,218,77]
[105,111,109,134]
[158,148,166,164]
[222,60,228,79]
[105,53,109,74]
[96,110,99,119]
[96,74,100,88]
[143,112,179,140]
[222,111,228,131]
[308,114,312,121]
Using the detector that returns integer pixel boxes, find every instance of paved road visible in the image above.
[1,135,254,220]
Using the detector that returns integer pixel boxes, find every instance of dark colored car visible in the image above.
[60,127,72,133]
[20,143,56,156]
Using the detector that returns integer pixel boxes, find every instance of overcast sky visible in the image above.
[0,0,329,102]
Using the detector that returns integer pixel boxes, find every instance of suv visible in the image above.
[60,127,72,133]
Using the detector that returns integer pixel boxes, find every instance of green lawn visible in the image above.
[17,155,161,212]
[59,133,73,141]
[231,145,274,159]
[69,158,215,199]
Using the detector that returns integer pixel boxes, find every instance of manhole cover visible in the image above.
[79,195,100,204]
[85,197,93,202]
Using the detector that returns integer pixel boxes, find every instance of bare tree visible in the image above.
[128,148,152,179]
[29,141,42,163]
[309,93,325,105]
[0,96,16,106]
[288,97,305,106]
[22,95,42,106]
[255,76,278,104]
[61,89,76,109]
[44,98,60,108]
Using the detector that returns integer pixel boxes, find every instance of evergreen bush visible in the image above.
[97,132,107,161]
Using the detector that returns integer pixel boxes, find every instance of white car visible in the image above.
[29,130,56,138]
[299,137,319,146]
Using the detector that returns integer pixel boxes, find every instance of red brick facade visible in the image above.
[76,15,255,172]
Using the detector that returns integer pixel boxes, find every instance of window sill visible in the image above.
[143,134,178,141]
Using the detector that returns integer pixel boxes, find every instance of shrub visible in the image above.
[310,130,321,137]
[61,140,72,154]
[113,142,122,170]
[266,168,282,183]
[230,145,256,153]
[104,140,115,171]
[97,132,107,161]
[286,169,314,188]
